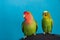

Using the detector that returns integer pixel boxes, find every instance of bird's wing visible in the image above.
[22,21,25,33]
[51,19,53,27]
[35,20,38,32]
[42,19,44,27]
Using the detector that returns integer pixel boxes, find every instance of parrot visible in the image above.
[22,11,38,38]
[42,11,53,34]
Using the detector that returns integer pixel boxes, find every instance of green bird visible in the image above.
[42,11,53,34]
[22,11,38,38]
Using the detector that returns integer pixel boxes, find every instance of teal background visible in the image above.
[0,0,60,40]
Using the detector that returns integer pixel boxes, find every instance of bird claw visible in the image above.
[48,32,51,34]
[34,33,36,35]
[43,32,45,35]
[23,36,27,39]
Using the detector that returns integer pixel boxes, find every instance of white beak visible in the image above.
[23,15,25,18]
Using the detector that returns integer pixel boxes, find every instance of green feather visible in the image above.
[22,20,38,36]
[42,18,53,33]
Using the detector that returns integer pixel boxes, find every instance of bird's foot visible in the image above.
[33,33,36,35]
[23,36,27,39]
[43,32,45,35]
[48,32,51,34]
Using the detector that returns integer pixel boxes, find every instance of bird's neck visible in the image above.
[43,16,51,19]
[25,18,33,24]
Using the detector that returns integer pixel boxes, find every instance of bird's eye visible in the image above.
[24,12,29,15]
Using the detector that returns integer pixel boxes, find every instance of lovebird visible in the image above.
[42,11,53,34]
[22,11,38,38]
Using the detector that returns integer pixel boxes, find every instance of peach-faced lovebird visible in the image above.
[42,11,53,34]
[22,11,38,38]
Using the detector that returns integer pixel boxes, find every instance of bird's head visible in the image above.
[43,11,50,18]
[23,11,33,20]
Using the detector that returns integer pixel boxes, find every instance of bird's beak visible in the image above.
[23,15,25,18]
